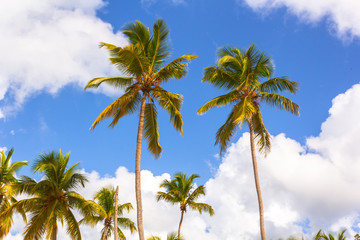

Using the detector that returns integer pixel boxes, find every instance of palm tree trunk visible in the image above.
[135,94,147,240]
[51,224,57,240]
[249,121,266,240]
[114,186,119,240]
[178,209,185,238]
[102,225,109,240]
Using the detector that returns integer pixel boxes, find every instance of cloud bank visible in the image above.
[6,82,360,239]
[0,0,127,118]
[240,0,360,41]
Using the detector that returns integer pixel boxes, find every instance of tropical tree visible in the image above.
[80,186,136,240]
[197,44,299,240]
[314,229,347,240]
[84,19,197,240]
[0,148,27,238]
[7,150,90,240]
[156,173,214,238]
[147,232,184,240]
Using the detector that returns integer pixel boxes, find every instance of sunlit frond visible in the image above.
[84,77,133,90]
[261,92,300,115]
[197,90,240,115]
[144,102,162,158]
[153,87,183,135]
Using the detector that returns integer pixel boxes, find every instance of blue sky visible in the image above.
[1,0,360,239]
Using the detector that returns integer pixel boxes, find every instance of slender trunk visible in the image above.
[51,224,57,240]
[135,94,147,240]
[114,186,119,240]
[102,225,108,240]
[249,121,266,240]
[177,209,185,238]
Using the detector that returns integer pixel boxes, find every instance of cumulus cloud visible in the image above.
[6,83,360,239]
[0,0,128,118]
[239,0,360,40]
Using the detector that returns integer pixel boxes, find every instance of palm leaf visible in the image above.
[153,87,183,135]
[259,77,298,94]
[144,102,162,158]
[90,86,141,130]
[260,92,300,115]
[84,77,133,90]
[197,89,240,115]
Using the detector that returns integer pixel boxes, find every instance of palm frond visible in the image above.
[197,89,240,115]
[251,111,271,155]
[188,202,214,216]
[153,87,183,135]
[84,77,133,90]
[202,65,239,90]
[90,86,141,130]
[144,102,162,158]
[261,92,300,115]
[259,77,298,94]
[155,54,197,83]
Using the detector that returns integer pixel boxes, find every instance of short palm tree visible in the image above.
[147,232,184,240]
[157,173,214,238]
[314,229,347,240]
[0,148,27,238]
[197,44,299,240]
[9,150,90,240]
[80,186,136,240]
[85,19,197,240]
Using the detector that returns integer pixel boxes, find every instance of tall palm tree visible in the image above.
[9,150,90,240]
[0,148,27,238]
[80,186,136,240]
[197,44,299,240]
[157,173,214,238]
[314,229,347,240]
[84,19,197,240]
[147,232,184,240]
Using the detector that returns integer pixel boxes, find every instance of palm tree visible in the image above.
[157,173,214,238]
[80,186,136,240]
[0,148,27,238]
[314,229,347,240]
[84,19,197,240]
[147,232,184,240]
[9,150,90,240]
[197,44,299,240]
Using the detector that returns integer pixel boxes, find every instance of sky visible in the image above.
[1,0,360,239]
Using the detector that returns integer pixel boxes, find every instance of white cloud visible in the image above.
[0,0,128,118]
[6,83,360,239]
[240,0,360,40]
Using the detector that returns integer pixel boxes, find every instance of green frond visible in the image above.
[122,20,151,53]
[144,102,162,158]
[155,54,197,83]
[186,185,206,202]
[215,107,238,155]
[84,76,133,90]
[109,44,149,76]
[7,160,28,174]
[118,202,134,215]
[153,87,183,135]
[202,65,239,90]
[149,19,171,71]
[117,217,137,233]
[259,77,298,94]
[261,92,300,115]
[188,202,215,216]
[251,111,271,155]
[90,86,141,130]
[156,191,178,204]
[197,90,240,115]
[63,207,81,240]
